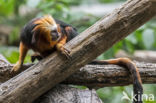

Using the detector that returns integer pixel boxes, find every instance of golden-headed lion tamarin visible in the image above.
[12,15,143,103]
[12,15,77,72]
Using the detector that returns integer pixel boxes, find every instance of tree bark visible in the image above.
[0,55,103,103]
[33,85,102,103]
[0,55,156,88]
[0,0,156,103]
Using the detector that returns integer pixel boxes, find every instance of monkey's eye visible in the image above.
[51,30,57,33]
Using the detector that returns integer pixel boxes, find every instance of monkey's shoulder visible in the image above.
[54,19,78,41]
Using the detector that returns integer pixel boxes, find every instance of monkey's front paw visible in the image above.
[11,62,21,73]
[60,46,71,59]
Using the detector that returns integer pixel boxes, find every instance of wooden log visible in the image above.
[34,85,102,103]
[0,55,103,103]
[0,58,156,88]
[0,0,156,103]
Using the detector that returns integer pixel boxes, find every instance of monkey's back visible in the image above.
[20,18,38,48]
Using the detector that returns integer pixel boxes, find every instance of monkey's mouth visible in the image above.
[51,33,61,41]
[52,35,59,41]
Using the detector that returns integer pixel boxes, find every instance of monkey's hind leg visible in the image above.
[89,58,143,103]
[11,42,28,73]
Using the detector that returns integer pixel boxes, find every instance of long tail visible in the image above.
[89,58,143,103]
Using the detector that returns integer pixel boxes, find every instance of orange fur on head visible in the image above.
[33,15,57,39]
[33,15,56,31]
[32,15,59,44]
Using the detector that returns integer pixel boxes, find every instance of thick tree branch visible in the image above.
[0,0,156,103]
[0,55,103,103]
[66,62,156,88]
[2,55,155,103]
[33,85,102,103]
[0,58,156,88]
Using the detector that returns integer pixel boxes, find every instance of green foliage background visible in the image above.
[0,0,155,103]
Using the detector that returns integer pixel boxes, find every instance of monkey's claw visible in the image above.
[11,62,21,73]
[61,47,71,59]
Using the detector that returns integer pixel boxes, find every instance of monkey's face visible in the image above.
[50,24,61,41]
[50,30,60,41]
[33,15,61,42]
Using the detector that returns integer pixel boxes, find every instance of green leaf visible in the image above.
[0,0,15,16]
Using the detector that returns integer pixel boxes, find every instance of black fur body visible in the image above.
[20,17,78,53]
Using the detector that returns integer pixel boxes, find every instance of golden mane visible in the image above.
[33,15,56,33]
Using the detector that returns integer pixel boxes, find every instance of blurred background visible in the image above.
[0,0,156,103]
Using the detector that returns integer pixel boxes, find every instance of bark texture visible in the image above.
[0,55,103,103]
[0,0,156,103]
[34,85,102,103]
[0,55,156,88]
